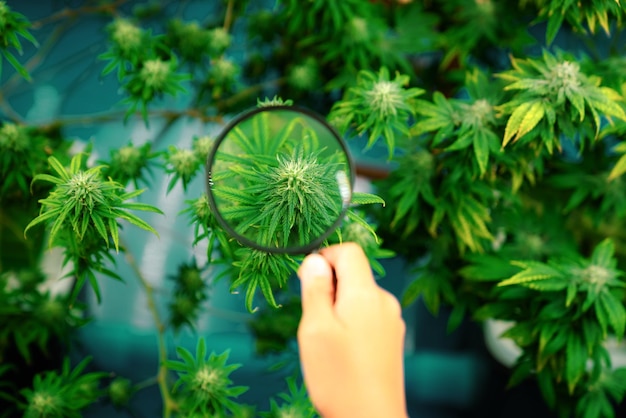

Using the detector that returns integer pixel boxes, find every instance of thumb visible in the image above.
[298,253,335,317]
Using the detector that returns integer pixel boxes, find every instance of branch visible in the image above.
[36,107,223,131]
[223,0,235,32]
[30,0,129,29]
[216,77,286,111]
[122,242,178,418]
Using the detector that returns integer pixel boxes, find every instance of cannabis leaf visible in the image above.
[211,111,351,250]
[412,90,500,177]
[100,141,158,188]
[549,167,626,219]
[428,168,494,253]
[20,357,106,418]
[350,192,385,206]
[402,267,454,315]
[25,154,161,251]
[329,66,423,157]
[608,141,626,181]
[524,0,625,45]
[374,149,435,238]
[0,1,37,81]
[165,338,248,416]
[24,154,162,302]
[230,248,298,312]
[575,368,626,418]
[499,239,626,339]
[497,50,626,153]
[260,376,316,418]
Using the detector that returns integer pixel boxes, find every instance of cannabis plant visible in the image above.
[1,0,626,417]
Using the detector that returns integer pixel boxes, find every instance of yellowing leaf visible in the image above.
[503,100,545,147]
[608,154,626,181]
[516,100,545,141]
[503,101,532,147]
[597,9,610,36]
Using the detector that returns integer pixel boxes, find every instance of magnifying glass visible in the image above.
[206,105,354,255]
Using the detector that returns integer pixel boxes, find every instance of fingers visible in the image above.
[298,253,335,318]
[319,242,376,293]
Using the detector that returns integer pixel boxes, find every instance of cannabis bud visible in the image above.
[109,377,134,408]
[108,18,143,59]
[165,146,200,192]
[208,27,231,56]
[0,123,30,151]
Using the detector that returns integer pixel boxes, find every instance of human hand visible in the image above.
[297,242,407,418]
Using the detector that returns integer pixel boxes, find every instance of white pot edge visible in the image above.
[484,319,626,370]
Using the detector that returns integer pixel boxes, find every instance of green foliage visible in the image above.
[0,1,36,80]
[499,240,626,337]
[213,146,344,248]
[329,67,423,156]
[402,266,454,316]
[497,50,626,152]
[257,96,294,108]
[463,239,626,413]
[277,0,413,88]
[0,269,86,365]
[101,141,158,188]
[164,145,201,192]
[4,1,626,417]
[20,357,106,418]
[260,376,317,418]
[437,0,534,68]
[107,377,134,409]
[168,259,209,331]
[374,149,435,238]
[231,248,299,312]
[412,69,502,178]
[181,193,235,262]
[249,296,301,356]
[524,0,626,44]
[165,338,248,416]
[608,141,626,181]
[99,17,189,123]
[0,123,69,200]
[165,19,231,63]
[123,56,188,122]
[24,153,162,302]
[576,368,626,418]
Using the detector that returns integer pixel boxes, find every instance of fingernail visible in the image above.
[299,254,331,282]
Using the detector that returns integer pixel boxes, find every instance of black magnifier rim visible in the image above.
[205,105,355,255]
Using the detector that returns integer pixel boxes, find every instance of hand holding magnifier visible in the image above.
[205,106,354,255]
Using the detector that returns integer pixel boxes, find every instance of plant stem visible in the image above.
[31,76,284,130]
[30,0,128,29]
[134,375,160,392]
[223,0,235,32]
[216,77,286,111]
[122,242,178,418]
[0,92,24,123]
[37,108,223,131]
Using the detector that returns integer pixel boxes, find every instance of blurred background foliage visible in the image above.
[1,0,626,417]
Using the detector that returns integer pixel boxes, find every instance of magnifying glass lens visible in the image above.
[207,107,353,254]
